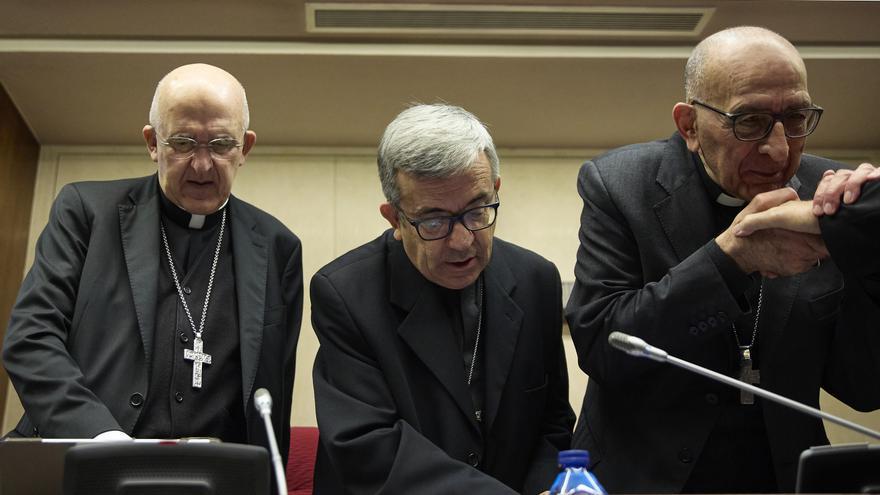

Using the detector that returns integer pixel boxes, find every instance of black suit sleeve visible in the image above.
[277,237,303,467]
[3,184,121,437]
[821,180,880,281]
[311,272,517,495]
[819,180,880,410]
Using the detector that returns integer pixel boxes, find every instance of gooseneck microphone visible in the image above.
[607,331,880,441]
[254,388,288,495]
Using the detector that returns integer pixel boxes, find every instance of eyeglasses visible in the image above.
[158,135,243,159]
[691,100,823,142]
[397,197,500,241]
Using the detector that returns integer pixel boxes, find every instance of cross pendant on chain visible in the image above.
[184,335,212,388]
[738,347,760,405]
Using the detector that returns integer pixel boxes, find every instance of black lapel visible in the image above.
[481,245,524,431]
[229,198,269,413]
[654,135,716,262]
[389,236,480,433]
[118,176,161,366]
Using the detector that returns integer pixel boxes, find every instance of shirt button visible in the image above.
[129,393,144,407]
[705,393,719,405]
[183,287,192,295]
[678,447,693,463]
[179,332,189,344]
[175,392,184,403]
[689,326,699,336]
[467,452,480,467]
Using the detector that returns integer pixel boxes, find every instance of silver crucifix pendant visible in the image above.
[738,347,760,405]
[183,335,212,388]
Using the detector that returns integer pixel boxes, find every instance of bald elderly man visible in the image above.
[3,64,302,463]
[565,27,880,492]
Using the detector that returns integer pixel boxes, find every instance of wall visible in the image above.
[0,84,39,427]
[4,144,880,446]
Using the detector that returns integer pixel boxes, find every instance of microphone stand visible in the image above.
[608,331,880,441]
[255,388,288,495]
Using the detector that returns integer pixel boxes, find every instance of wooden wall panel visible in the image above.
[0,83,39,428]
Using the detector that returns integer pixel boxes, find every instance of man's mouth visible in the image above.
[447,257,475,268]
[743,169,784,183]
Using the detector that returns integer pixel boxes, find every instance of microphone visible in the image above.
[254,388,288,495]
[608,331,668,362]
[607,331,880,441]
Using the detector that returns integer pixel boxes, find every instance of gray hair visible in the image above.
[148,67,250,134]
[378,103,500,205]
[684,26,802,102]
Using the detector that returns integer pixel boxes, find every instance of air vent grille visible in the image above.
[306,4,713,37]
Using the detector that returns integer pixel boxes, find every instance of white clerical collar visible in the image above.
[716,192,746,207]
[188,213,206,229]
[183,198,229,229]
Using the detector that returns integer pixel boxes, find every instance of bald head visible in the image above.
[143,63,257,215]
[148,63,250,135]
[685,26,807,103]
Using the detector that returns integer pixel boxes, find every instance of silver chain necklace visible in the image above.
[159,209,226,389]
[731,278,763,404]
[466,276,483,386]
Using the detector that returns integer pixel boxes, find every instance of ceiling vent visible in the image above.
[306,3,714,37]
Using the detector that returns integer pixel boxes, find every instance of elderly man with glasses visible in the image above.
[3,64,303,466]
[565,26,880,493]
[311,103,574,494]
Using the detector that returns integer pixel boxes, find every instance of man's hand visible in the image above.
[734,200,820,236]
[717,188,829,278]
[813,163,880,216]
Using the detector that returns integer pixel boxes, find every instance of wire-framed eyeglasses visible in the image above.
[159,135,243,159]
[691,99,823,142]
[397,198,500,241]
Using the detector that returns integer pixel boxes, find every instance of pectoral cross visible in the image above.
[738,347,760,405]
[184,335,212,388]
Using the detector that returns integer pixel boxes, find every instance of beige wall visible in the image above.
[4,145,880,447]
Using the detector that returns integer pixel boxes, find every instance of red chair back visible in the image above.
[286,426,319,495]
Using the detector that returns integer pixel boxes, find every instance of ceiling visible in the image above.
[1,0,879,150]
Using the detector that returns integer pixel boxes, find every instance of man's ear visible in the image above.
[379,203,402,240]
[672,102,701,152]
[143,125,159,163]
[241,130,257,158]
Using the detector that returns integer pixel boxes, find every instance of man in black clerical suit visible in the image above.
[2,64,302,464]
[311,104,574,494]
[565,26,880,493]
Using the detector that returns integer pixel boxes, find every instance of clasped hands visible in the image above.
[716,163,880,278]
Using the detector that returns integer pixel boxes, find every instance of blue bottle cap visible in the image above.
[558,449,590,468]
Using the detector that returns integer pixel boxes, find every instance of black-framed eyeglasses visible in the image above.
[159,135,243,159]
[691,99,823,142]
[397,197,500,241]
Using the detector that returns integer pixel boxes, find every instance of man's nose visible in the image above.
[758,121,790,162]
[190,147,214,173]
[446,220,473,249]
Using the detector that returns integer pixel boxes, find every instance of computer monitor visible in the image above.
[795,443,880,493]
[62,442,270,495]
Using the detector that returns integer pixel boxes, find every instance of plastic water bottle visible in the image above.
[549,449,606,495]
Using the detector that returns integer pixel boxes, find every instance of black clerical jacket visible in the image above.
[3,174,303,465]
[312,231,574,494]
